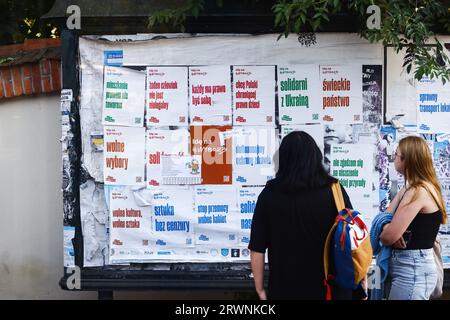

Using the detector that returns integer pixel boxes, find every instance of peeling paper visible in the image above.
[80,180,109,266]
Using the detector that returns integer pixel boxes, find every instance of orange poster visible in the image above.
[190,126,233,185]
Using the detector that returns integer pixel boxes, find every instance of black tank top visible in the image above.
[400,211,441,250]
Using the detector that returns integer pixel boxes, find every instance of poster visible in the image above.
[277,65,321,124]
[104,126,145,185]
[232,127,279,185]
[440,234,450,268]
[232,66,275,125]
[237,186,264,247]
[433,134,450,239]
[438,179,450,235]
[194,185,239,246]
[109,186,153,263]
[330,143,375,204]
[362,65,383,129]
[320,65,363,125]
[190,126,233,185]
[146,129,190,187]
[150,187,195,251]
[433,134,450,179]
[146,67,188,126]
[102,66,145,127]
[377,126,397,212]
[417,77,450,133]
[189,66,232,125]
[63,226,75,268]
[281,124,324,152]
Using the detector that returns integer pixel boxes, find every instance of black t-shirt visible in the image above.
[248,180,353,300]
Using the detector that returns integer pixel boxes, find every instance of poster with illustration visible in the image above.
[102,66,145,127]
[146,67,188,126]
[277,64,321,124]
[320,65,363,125]
[434,134,450,179]
[189,66,232,125]
[377,126,397,212]
[104,126,145,185]
[232,66,275,126]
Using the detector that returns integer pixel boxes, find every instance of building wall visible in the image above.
[0,95,96,299]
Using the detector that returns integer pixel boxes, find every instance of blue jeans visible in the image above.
[387,249,437,300]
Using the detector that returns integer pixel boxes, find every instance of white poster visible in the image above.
[281,124,324,152]
[232,66,275,125]
[102,66,145,127]
[232,127,279,185]
[150,187,195,251]
[146,129,190,187]
[277,65,321,124]
[329,143,375,204]
[320,65,363,125]
[109,186,153,263]
[146,67,188,126]
[104,126,145,185]
[194,185,239,246]
[189,66,232,125]
[417,77,450,133]
[237,186,264,247]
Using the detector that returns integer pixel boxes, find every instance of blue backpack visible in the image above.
[323,182,373,300]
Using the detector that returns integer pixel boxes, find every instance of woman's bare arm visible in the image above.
[250,251,267,300]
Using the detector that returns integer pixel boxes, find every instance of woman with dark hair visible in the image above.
[249,131,355,300]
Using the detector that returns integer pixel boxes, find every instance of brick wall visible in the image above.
[0,39,61,100]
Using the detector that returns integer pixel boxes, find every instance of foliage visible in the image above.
[149,0,450,83]
[0,0,59,45]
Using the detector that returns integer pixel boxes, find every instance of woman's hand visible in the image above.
[256,288,267,300]
[392,236,407,249]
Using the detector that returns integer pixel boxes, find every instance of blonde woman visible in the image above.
[380,136,447,300]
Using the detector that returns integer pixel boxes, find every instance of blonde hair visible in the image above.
[398,136,447,224]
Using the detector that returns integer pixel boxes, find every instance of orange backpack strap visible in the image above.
[323,222,337,300]
[323,182,345,300]
[324,222,337,279]
[331,182,345,212]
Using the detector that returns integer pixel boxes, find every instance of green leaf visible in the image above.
[274,13,283,27]
[406,63,412,74]
[312,12,323,19]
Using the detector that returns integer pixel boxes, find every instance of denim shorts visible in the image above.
[387,248,437,300]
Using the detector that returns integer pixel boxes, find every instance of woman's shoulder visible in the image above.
[404,183,437,206]
[409,183,434,197]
